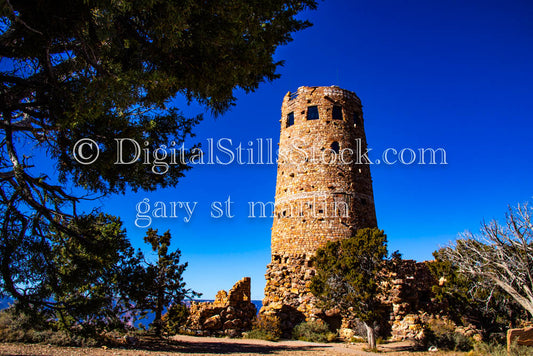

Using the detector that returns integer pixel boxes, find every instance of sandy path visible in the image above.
[0,336,464,356]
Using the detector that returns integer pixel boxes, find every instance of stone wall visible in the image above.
[185,277,256,337]
[380,260,436,340]
[260,254,314,334]
[261,256,439,338]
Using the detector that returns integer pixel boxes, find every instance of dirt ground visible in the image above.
[0,335,468,356]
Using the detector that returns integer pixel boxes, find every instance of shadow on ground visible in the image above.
[127,336,328,354]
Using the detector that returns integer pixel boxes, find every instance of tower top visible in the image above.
[283,85,362,107]
[280,85,364,131]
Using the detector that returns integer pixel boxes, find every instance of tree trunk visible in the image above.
[365,323,376,349]
[493,278,533,317]
[154,286,164,336]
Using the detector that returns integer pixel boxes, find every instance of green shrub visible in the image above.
[0,307,98,346]
[292,320,336,343]
[423,328,473,351]
[350,336,366,343]
[243,315,282,341]
[162,303,189,335]
[418,319,474,352]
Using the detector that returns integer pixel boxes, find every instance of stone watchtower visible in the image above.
[260,86,378,330]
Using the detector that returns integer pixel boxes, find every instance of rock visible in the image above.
[231,319,242,329]
[203,315,222,330]
[338,328,355,341]
[507,327,533,351]
[223,320,234,330]
[391,314,424,341]
[123,335,138,345]
[225,329,240,338]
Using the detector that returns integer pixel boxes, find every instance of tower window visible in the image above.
[307,106,319,120]
[331,141,340,154]
[332,105,343,120]
[353,112,361,125]
[286,112,294,127]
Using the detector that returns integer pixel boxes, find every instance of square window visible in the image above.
[331,141,340,154]
[332,105,343,120]
[286,112,294,127]
[307,106,319,120]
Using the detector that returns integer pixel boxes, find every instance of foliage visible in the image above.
[292,320,336,343]
[350,335,366,343]
[135,229,199,336]
[0,212,146,332]
[417,318,473,352]
[310,228,388,349]
[0,0,317,318]
[0,214,197,336]
[162,303,189,335]
[244,315,282,341]
[0,307,98,346]
[48,213,147,331]
[428,248,526,336]
[472,341,533,356]
[442,203,533,317]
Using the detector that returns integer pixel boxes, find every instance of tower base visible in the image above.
[260,253,331,335]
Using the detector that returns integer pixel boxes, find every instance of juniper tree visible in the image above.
[310,228,388,349]
[442,203,533,317]
[1,212,145,331]
[140,228,199,336]
[0,0,317,317]
[428,248,525,335]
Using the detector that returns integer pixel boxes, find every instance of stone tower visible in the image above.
[260,85,377,330]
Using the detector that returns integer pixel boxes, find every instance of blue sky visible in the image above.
[82,0,533,299]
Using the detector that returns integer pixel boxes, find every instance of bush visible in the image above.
[162,303,189,335]
[292,320,336,343]
[0,307,98,346]
[418,319,474,352]
[243,315,282,341]
[350,336,366,343]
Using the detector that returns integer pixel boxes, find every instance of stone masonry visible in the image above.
[260,86,378,332]
[380,260,436,340]
[185,277,256,337]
